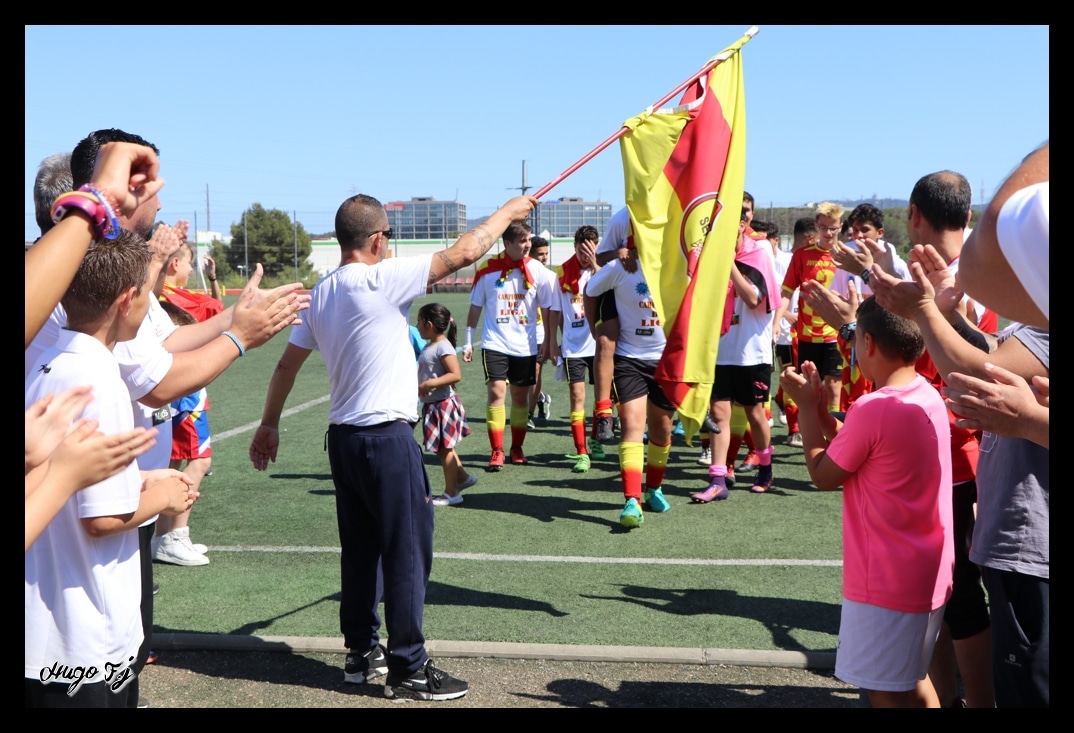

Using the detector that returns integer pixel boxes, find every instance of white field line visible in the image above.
[207,547,841,567]
[211,341,840,569]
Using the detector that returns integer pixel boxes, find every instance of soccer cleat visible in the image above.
[432,493,463,506]
[587,438,606,460]
[696,447,712,466]
[146,650,159,665]
[536,392,551,420]
[691,482,729,503]
[593,415,615,443]
[569,454,591,473]
[788,431,803,448]
[739,451,760,471]
[779,410,788,426]
[457,474,479,491]
[644,487,671,513]
[619,497,645,528]
[672,420,685,437]
[384,659,469,701]
[751,464,773,494]
[510,446,528,465]
[527,415,536,429]
[725,469,736,488]
[345,644,388,684]
[703,413,721,434]
[487,449,505,472]
[152,582,160,595]
[153,531,210,566]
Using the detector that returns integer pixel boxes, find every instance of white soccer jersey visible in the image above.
[584,259,665,361]
[596,207,631,255]
[552,267,596,358]
[469,258,554,357]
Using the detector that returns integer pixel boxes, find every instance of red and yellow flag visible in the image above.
[620,33,751,442]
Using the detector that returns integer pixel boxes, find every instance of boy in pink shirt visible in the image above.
[780,296,953,708]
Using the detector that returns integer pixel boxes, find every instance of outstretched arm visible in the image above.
[959,142,1048,328]
[427,196,537,284]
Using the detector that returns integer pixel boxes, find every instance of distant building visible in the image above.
[385,197,467,240]
[195,229,232,245]
[533,197,613,238]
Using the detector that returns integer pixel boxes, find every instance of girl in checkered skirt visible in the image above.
[417,303,477,506]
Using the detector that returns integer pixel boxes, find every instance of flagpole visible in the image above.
[532,26,758,201]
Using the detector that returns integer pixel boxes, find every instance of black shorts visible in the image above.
[712,363,771,406]
[482,349,537,386]
[775,344,795,368]
[797,340,844,378]
[595,291,618,327]
[566,355,595,385]
[612,356,675,411]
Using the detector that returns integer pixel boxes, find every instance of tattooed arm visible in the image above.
[427,195,537,285]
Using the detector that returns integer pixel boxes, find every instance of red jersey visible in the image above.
[781,243,838,344]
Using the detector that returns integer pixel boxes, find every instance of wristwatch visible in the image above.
[838,322,857,342]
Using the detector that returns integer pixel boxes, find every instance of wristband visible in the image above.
[861,268,871,284]
[465,327,474,349]
[208,276,218,282]
[222,330,246,357]
[50,193,112,240]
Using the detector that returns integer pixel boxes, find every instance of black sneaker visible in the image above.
[344,644,388,684]
[384,659,469,701]
[593,415,615,443]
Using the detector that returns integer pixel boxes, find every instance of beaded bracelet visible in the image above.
[81,185,121,239]
[222,330,246,357]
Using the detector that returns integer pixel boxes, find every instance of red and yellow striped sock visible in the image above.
[595,398,613,419]
[510,405,529,448]
[486,405,505,451]
[618,441,644,501]
[645,441,671,489]
[570,411,587,454]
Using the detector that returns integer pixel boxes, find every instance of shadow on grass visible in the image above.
[427,580,568,617]
[145,650,860,707]
[449,490,623,531]
[266,472,334,482]
[579,585,839,653]
[515,675,859,708]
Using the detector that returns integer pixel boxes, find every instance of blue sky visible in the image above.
[25,25,1048,241]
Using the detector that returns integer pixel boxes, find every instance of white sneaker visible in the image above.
[457,474,479,492]
[153,531,210,566]
[788,431,804,448]
[432,493,463,507]
[174,526,208,554]
[696,446,712,466]
[778,410,788,426]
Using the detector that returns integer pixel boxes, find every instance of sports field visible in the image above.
[153,291,844,654]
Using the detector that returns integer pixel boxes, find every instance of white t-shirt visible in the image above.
[290,256,431,426]
[27,299,177,528]
[996,182,1049,321]
[773,248,797,346]
[596,207,631,255]
[25,330,144,682]
[534,264,557,346]
[114,297,179,472]
[469,258,554,357]
[584,259,665,361]
[551,267,596,359]
[718,279,774,366]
